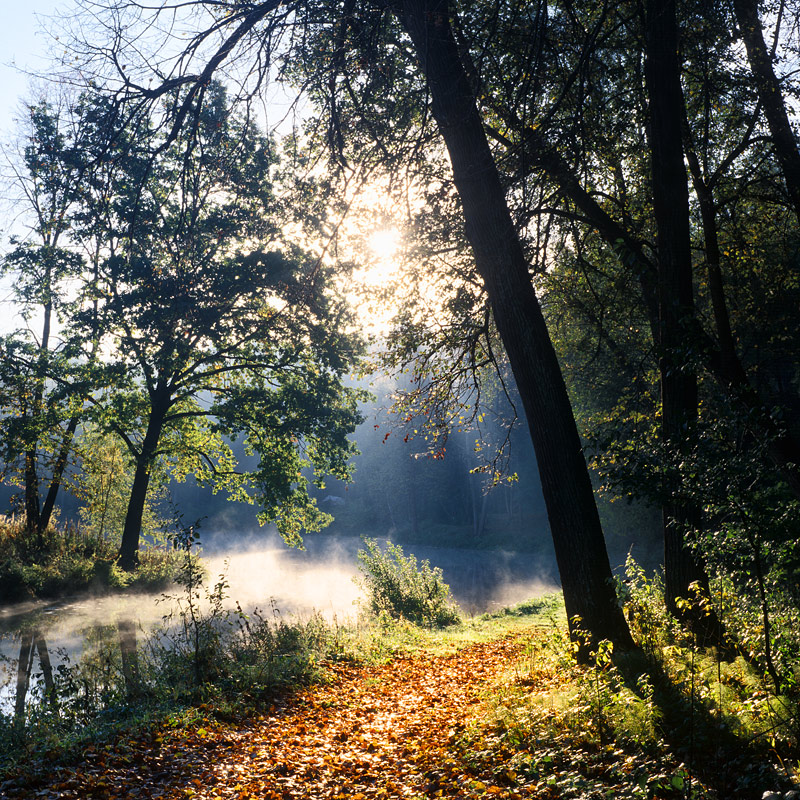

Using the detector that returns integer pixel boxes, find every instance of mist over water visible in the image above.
[205,532,558,616]
[0,532,558,713]
[202,540,363,620]
[0,532,560,640]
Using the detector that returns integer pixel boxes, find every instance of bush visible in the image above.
[356,538,460,628]
[0,515,184,600]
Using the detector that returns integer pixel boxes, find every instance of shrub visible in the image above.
[0,514,184,600]
[356,538,460,628]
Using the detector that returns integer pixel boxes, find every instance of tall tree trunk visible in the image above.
[645,0,720,639]
[118,391,169,571]
[733,0,800,222]
[396,0,633,654]
[24,450,41,545]
[514,104,800,497]
[39,416,81,534]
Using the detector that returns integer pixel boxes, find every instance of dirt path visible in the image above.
[17,633,530,799]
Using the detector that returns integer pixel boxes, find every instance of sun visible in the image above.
[360,227,403,291]
[367,227,402,262]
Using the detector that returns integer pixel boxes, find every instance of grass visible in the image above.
[334,592,564,662]
[456,575,800,798]
[0,580,559,777]
[3,549,800,799]
[0,515,186,602]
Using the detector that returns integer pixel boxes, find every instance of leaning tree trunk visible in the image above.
[39,416,81,535]
[733,0,800,223]
[645,0,723,642]
[396,0,633,655]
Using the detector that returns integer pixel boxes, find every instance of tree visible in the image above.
[392,0,631,649]
[442,0,800,618]
[74,426,164,543]
[0,99,91,543]
[74,83,366,570]
[732,0,800,223]
[644,0,720,633]
[61,0,634,650]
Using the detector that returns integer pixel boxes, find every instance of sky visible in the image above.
[0,0,72,139]
[0,0,401,329]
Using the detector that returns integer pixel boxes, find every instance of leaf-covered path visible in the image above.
[22,633,530,799]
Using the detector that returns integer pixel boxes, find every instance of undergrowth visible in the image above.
[0,551,553,778]
[0,515,184,602]
[458,556,800,799]
[5,547,800,800]
[356,537,461,627]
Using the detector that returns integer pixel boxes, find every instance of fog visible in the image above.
[0,531,559,714]
[202,532,559,616]
[0,377,658,717]
[0,532,559,641]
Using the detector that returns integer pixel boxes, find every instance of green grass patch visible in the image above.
[456,563,800,799]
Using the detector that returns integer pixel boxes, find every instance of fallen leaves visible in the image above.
[4,633,534,800]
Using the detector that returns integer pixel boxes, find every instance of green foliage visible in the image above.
[73,427,167,545]
[154,599,336,704]
[1,84,367,567]
[619,558,800,756]
[0,100,94,539]
[0,515,183,601]
[483,594,563,619]
[69,82,366,561]
[463,573,799,798]
[356,538,461,628]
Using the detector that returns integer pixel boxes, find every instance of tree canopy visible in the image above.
[5,0,800,656]
[1,82,368,570]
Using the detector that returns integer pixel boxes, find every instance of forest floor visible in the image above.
[4,633,529,800]
[2,622,793,799]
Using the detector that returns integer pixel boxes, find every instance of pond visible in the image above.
[0,535,558,720]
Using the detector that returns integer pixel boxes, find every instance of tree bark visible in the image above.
[395,0,633,654]
[118,388,169,571]
[644,0,721,638]
[39,416,81,534]
[733,0,800,222]
[24,451,41,545]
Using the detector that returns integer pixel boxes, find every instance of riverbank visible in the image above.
[0,516,186,603]
[2,593,799,799]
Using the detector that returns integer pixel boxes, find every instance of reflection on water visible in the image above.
[0,535,557,719]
